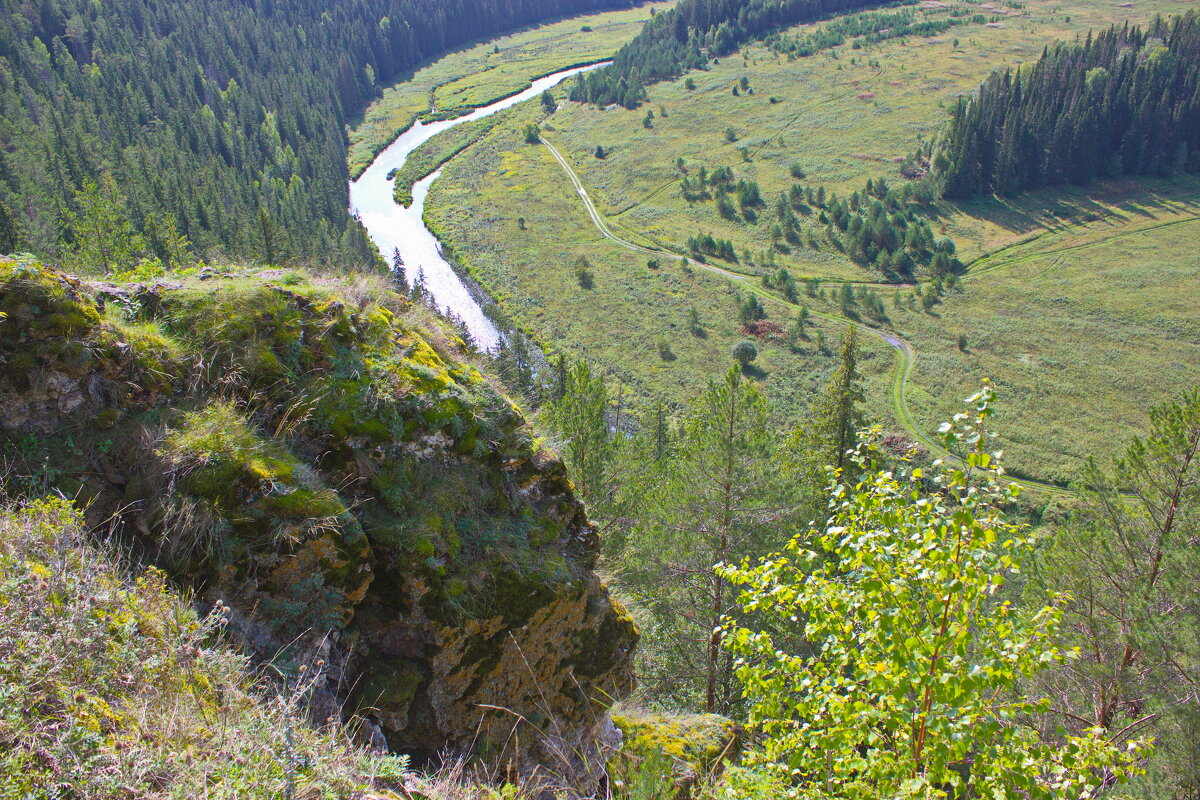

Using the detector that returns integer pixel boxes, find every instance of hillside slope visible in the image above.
[0,497,412,797]
[0,258,636,790]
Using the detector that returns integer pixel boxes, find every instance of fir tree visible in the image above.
[67,174,143,274]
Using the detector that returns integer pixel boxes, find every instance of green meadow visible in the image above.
[544,0,1195,279]
[425,101,898,424]
[399,0,1200,486]
[895,180,1200,485]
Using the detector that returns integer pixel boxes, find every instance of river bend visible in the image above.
[350,62,608,350]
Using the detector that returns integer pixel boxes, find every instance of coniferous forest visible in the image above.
[936,11,1200,198]
[0,0,633,266]
[570,0,892,107]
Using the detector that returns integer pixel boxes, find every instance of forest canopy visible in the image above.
[0,0,633,267]
[570,0,894,107]
[934,11,1200,198]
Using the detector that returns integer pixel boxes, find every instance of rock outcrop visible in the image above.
[0,257,637,793]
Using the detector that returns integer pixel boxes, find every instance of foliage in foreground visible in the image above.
[720,386,1151,799]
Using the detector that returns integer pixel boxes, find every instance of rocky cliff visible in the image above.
[0,257,636,792]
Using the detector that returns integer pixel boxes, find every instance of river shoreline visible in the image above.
[349,62,608,351]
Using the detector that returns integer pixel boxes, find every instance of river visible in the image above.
[349,62,608,351]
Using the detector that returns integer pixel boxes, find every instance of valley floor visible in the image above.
[351,0,1200,488]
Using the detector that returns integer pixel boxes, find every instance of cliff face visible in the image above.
[0,257,636,791]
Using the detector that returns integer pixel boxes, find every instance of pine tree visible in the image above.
[618,367,786,714]
[255,207,282,266]
[143,212,193,269]
[1039,390,1200,789]
[545,360,611,503]
[807,326,865,474]
[391,248,409,294]
[651,399,671,461]
[0,198,24,254]
[67,174,143,274]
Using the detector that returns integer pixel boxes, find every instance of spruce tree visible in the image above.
[67,174,142,274]
[0,199,24,255]
[545,360,611,503]
[806,326,865,474]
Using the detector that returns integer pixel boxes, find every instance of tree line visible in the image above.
[764,5,983,59]
[934,11,1200,198]
[569,0,895,108]
[0,0,633,268]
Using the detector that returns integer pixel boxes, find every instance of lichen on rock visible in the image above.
[0,257,637,794]
[610,709,742,797]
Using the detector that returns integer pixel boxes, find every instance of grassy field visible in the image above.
[543,0,1195,279]
[404,0,1199,485]
[891,178,1200,485]
[346,1,675,178]
[424,100,898,425]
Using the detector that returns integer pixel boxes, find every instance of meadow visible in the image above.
[894,179,1200,485]
[346,1,675,178]
[545,0,1196,277]
[406,0,1200,485]
[424,99,898,425]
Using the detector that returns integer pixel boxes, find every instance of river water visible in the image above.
[349,62,608,351]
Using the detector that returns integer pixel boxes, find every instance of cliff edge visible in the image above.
[0,257,636,792]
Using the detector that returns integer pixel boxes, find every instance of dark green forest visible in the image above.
[936,11,1200,198]
[0,0,634,267]
[569,0,893,107]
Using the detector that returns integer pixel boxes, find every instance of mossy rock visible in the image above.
[611,709,742,794]
[355,658,425,729]
[0,260,102,344]
[1,261,636,786]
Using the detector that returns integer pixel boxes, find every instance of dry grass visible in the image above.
[0,497,410,799]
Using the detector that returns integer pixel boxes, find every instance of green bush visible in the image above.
[731,340,757,366]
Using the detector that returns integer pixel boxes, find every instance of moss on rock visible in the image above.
[611,709,742,796]
[0,259,637,791]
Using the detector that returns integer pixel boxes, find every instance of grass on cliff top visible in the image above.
[346,1,675,178]
[0,497,410,799]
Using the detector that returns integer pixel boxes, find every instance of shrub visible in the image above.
[719,387,1150,799]
[732,340,757,366]
[575,257,595,290]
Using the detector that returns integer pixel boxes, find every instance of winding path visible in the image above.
[540,135,1078,498]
